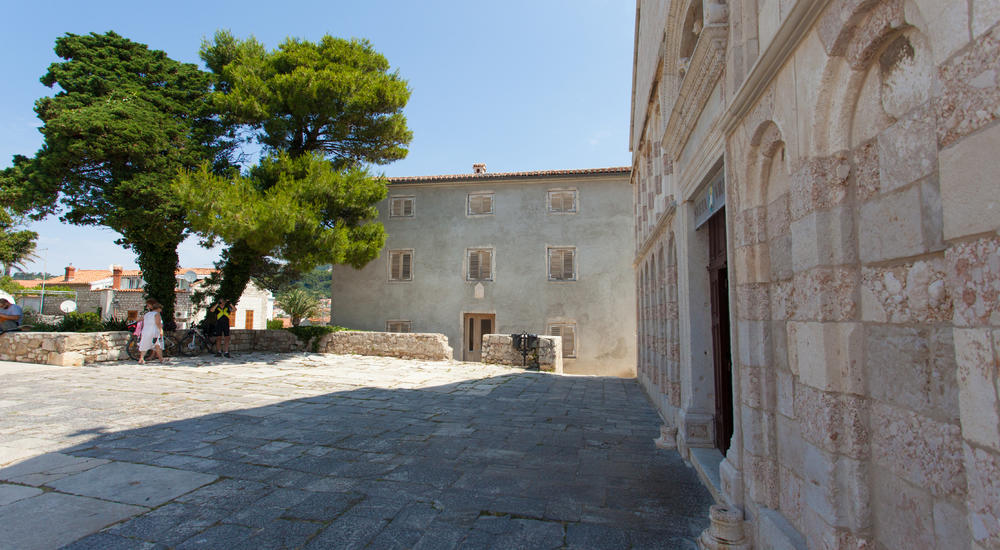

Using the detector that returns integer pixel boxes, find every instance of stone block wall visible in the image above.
[314,331,453,361]
[631,0,1000,548]
[481,334,563,373]
[0,331,131,366]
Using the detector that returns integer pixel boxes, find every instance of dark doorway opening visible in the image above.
[707,208,733,453]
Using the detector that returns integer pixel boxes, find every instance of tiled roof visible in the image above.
[45,267,217,285]
[385,166,631,184]
[12,280,43,288]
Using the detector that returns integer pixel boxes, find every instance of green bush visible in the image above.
[284,324,350,352]
[57,311,106,332]
[266,319,285,330]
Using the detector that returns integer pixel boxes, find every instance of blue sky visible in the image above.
[1,1,635,273]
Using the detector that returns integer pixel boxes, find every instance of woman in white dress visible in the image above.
[138,299,167,364]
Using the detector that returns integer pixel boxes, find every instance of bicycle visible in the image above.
[125,321,178,361]
[177,324,217,356]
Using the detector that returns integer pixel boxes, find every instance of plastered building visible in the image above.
[631,1,999,548]
[331,165,637,377]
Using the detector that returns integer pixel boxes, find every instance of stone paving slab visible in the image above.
[0,492,145,550]
[0,353,713,549]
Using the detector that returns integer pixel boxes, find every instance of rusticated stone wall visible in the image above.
[631,1,1000,549]
[0,331,131,366]
[314,331,453,361]
[481,334,563,373]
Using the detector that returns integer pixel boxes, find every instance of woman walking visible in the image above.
[138,299,168,364]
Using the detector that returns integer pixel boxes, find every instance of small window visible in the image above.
[389,250,413,281]
[548,189,577,213]
[468,192,494,215]
[548,247,576,281]
[390,196,414,218]
[386,320,411,333]
[127,310,138,321]
[467,248,493,281]
[549,323,577,358]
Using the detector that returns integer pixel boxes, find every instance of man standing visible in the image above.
[0,298,23,332]
[208,297,235,358]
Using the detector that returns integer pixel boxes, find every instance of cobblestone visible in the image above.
[0,352,712,549]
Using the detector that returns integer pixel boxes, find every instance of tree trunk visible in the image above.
[216,240,259,305]
[134,240,181,329]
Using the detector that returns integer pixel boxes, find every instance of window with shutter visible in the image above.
[468,192,494,215]
[390,197,415,218]
[548,323,577,357]
[386,320,411,333]
[547,189,578,213]
[467,249,493,281]
[547,247,576,281]
[389,250,413,281]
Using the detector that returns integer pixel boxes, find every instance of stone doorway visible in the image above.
[707,208,733,453]
[463,313,495,362]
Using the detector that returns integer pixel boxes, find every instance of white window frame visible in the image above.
[547,188,578,213]
[388,249,413,282]
[386,320,411,333]
[467,192,495,216]
[547,247,577,281]
[466,248,494,281]
[389,196,415,218]
[548,322,577,358]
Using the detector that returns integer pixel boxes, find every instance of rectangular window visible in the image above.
[386,320,411,333]
[547,189,577,213]
[389,250,413,281]
[468,192,494,215]
[390,196,414,218]
[547,247,576,281]
[467,248,493,281]
[549,323,577,358]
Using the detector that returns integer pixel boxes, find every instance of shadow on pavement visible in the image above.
[0,371,713,549]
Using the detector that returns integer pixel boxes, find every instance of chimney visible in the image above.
[112,265,123,290]
[64,265,76,282]
[473,163,486,174]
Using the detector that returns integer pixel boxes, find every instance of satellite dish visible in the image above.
[183,270,198,283]
[59,300,78,313]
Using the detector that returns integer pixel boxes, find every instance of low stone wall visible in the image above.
[314,331,453,361]
[0,331,131,366]
[0,329,450,366]
[482,334,562,373]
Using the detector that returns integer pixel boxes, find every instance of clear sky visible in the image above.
[1,0,635,274]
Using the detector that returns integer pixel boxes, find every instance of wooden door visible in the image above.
[463,313,495,362]
[707,209,734,453]
[244,310,254,330]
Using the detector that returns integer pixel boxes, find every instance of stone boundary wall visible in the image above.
[482,334,562,373]
[0,329,452,366]
[314,331,453,361]
[0,329,305,367]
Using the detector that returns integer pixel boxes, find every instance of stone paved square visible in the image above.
[0,353,712,548]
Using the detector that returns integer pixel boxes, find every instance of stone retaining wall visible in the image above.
[0,329,452,366]
[314,331,453,361]
[482,334,562,373]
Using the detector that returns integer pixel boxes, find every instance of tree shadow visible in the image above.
[1,371,713,549]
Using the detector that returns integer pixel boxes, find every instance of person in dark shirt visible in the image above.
[208,298,236,357]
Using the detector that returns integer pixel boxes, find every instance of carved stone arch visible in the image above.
[810,0,934,155]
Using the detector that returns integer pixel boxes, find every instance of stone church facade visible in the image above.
[631,1,999,548]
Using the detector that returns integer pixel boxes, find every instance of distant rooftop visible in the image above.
[386,165,631,184]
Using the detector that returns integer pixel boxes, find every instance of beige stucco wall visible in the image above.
[332,173,637,377]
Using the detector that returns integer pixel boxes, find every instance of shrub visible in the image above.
[284,324,349,352]
[57,311,105,332]
[266,319,285,330]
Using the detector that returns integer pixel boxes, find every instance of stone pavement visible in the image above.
[0,352,713,549]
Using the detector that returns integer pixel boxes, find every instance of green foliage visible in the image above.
[0,209,39,277]
[2,32,236,323]
[292,265,333,296]
[284,324,348,352]
[266,319,284,330]
[11,272,54,280]
[274,287,320,327]
[0,276,20,295]
[179,31,410,303]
